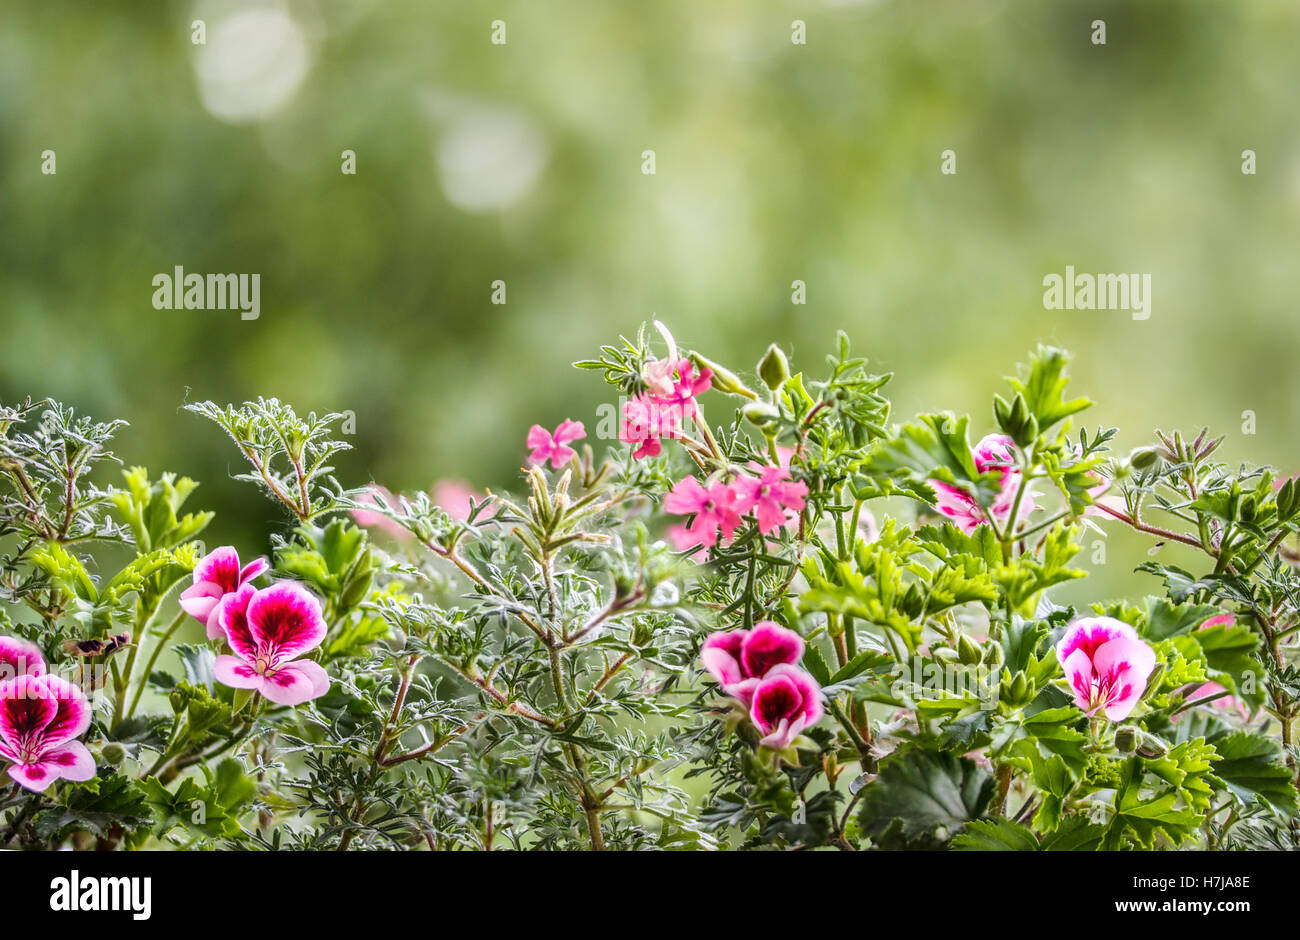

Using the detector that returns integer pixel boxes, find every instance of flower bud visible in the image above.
[1114,725,1138,753]
[100,742,127,765]
[1129,446,1161,471]
[741,401,779,427]
[690,353,756,400]
[957,634,983,666]
[757,344,791,391]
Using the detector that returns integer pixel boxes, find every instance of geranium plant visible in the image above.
[0,324,1296,850]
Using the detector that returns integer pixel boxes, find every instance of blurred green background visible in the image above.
[2,0,1298,599]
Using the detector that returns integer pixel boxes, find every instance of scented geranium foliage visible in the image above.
[0,331,1298,850]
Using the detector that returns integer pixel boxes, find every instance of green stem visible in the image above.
[126,609,188,719]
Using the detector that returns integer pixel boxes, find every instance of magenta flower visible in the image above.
[620,394,684,460]
[701,622,805,705]
[928,433,1035,534]
[749,665,824,750]
[0,673,95,792]
[664,476,743,549]
[644,358,712,418]
[1056,616,1156,721]
[526,419,586,469]
[0,635,45,682]
[733,465,809,535]
[214,583,330,706]
[180,546,269,640]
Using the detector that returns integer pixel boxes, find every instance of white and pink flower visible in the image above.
[700,623,823,749]
[214,582,330,707]
[928,433,1036,534]
[1056,616,1156,722]
[180,546,269,640]
[0,672,95,792]
[701,622,806,705]
[749,665,825,750]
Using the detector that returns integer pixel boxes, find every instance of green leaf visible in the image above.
[1210,732,1299,814]
[859,749,993,849]
[1004,346,1091,433]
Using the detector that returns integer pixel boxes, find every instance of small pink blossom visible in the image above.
[351,485,411,540]
[1200,613,1235,630]
[928,433,1036,534]
[700,622,805,706]
[0,635,45,682]
[0,673,95,792]
[733,465,809,535]
[432,480,486,522]
[664,476,743,549]
[749,664,824,750]
[1056,616,1156,722]
[620,395,684,460]
[644,358,712,418]
[1175,681,1248,722]
[214,582,330,706]
[180,546,269,640]
[527,419,586,469]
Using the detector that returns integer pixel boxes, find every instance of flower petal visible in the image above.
[213,655,261,690]
[30,675,92,747]
[257,663,325,706]
[0,636,45,681]
[740,622,805,678]
[40,740,96,783]
[245,583,326,662]
[193,546,243,593]
[219,584,260,659]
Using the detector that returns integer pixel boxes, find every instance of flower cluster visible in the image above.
[183,548,330,707]
[701,622,824,750]
[0,638,94,792]
[620,358,711,460]
[665,465,807,551]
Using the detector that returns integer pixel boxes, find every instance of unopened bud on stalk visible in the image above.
[1114,725,1138,753]
[690,353,756,400]
[742,401,779,427]
[1129,446,1161,471]
[957,634,983,666]
[757,344,791,391]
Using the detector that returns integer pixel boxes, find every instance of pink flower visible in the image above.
[644,358,711,418]
[0,636,45,682]
[214,583,330,706]
[620,395,684,460]
[351,485,412,540]
[180,546,269,641]
[353,480,493,536]
[1200,614,1235,630]
[1056,616,1157,721]
[527,419,586,469]
[928,433,1035,534]
[700,622,805,705]
[733,465,809,535]
[749,665,824,749]
[664,476,743,549]
[0,674,95,792]
[1176,681,1248,722]
[432,479,486,522]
